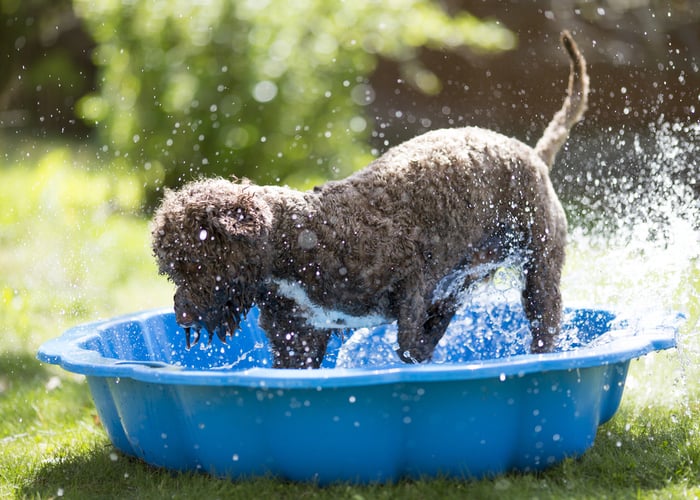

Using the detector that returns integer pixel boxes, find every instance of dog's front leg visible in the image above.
[422,296,459,348]
[269,324,331,369]
[258,300,331,369]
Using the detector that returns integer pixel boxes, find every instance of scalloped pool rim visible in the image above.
[36,305,681,483]
[38,307,679,388]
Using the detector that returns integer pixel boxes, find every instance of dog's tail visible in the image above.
[534,31,589,169]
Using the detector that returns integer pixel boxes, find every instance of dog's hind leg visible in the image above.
[521,240,565,353]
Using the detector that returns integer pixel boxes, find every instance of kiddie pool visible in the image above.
[37,302,679,484]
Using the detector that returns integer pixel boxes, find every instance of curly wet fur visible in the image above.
[152,32,589,368]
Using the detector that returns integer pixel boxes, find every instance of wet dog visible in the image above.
[152,31,588,368]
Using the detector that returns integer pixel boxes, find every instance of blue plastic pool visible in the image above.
[37,303,679,483]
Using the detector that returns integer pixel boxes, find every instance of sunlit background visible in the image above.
[1,0,698,497]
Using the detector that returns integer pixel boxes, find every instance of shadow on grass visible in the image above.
[545,409,700,494]
[19,446,305,499]
[18,412,700,499]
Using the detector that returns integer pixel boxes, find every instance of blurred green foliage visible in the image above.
[72,0,514,200]
[0,144,170,353]
[0,0,95,134]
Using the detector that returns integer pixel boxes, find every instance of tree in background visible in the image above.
[0,0,94,136]
[72,0,514,200]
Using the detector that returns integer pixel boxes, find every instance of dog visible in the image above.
[152,31,588,368]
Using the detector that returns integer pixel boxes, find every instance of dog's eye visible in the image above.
[236,208,246,221]
[222,208,247,225]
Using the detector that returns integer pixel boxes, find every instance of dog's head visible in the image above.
[151,178,272,347]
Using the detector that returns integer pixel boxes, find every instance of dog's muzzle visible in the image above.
[173,285,251,349]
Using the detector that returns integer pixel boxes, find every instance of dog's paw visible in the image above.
[396,346,432,364]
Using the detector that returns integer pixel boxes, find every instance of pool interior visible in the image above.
[87,303,620,371]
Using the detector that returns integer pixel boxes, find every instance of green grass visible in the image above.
[1,144,699,498]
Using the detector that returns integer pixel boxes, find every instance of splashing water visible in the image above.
[563,121,698,312]
[562,120,699,413]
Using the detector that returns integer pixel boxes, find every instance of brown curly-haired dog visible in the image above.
[152,31,588,368]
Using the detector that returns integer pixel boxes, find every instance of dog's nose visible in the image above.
[176,309,196,328]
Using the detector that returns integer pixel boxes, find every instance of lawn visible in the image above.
[1,144,699,499]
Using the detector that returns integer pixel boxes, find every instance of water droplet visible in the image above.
[45,376,61,391]
[349,116,366,133]
[298,229,318,250]
[252,81,278,103]
[350,83,375,106]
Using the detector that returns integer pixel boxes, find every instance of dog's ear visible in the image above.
[216,193,272,240]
